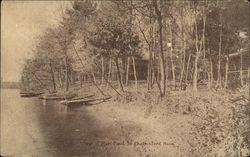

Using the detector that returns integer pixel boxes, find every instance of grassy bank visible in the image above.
[51,82,249,156]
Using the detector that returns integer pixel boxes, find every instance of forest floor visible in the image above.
[58,82,249,157]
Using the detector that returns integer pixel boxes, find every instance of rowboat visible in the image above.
[20,92,44,97]
[39,95,65,100]
[39,93,78,100]
[60,95,112,106]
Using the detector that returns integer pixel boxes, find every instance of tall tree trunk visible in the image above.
[147,2,153,90]
[125,56,130,86]
[179,6,186,88]
[207,69,211,89]
[159,11,166,96]
[193,55,199,91]
[169,23,175,90]
[202,14,206,59]
[120,58,126,85]
[132,56,138,91]
[65,56,69,91]
[193,7,206,91]
[225,56,229,88]
[165,53,168,89]
[153,0,166,96]
[57,70,60,87]
[157,61,160,83]
[49,62,56,91]
[115,57,124,92]
[70,69,73,85]
[185,54,191,84]
[207,57,213,89]
[216,27,222,88]
[91,69,96,84]
[80,73,83,88]
[170,51,175,89]
[108,57,112,82]
[151,21,156,88]
[210,58,213,88]
[240,53,243,86]
[208,47,214,89]
[147,42,153,90]
[101,55,104,85]
[59,68,63,88]
[193,13,199,91]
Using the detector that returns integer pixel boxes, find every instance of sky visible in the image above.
[1,1,70,82]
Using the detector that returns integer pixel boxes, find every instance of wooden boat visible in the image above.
[60,95,112,106]
[60,95,95,105]
[20,91,33,94]
[20,92,44,97]
[71,94,95,100]
[39,95,65,100]
[39,93,78,100]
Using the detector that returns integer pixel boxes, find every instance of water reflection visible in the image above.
[1,89,54,156]
[1,89,114,157]
[36,98,101,156]
[41,99,68,115]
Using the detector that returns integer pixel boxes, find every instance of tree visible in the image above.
[89,1,141,92]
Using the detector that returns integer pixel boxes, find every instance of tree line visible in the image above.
[20,0,249,96]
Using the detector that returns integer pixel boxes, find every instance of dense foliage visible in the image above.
[20,0,249,94]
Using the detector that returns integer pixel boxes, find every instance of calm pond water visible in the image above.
[0,89,107,157]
